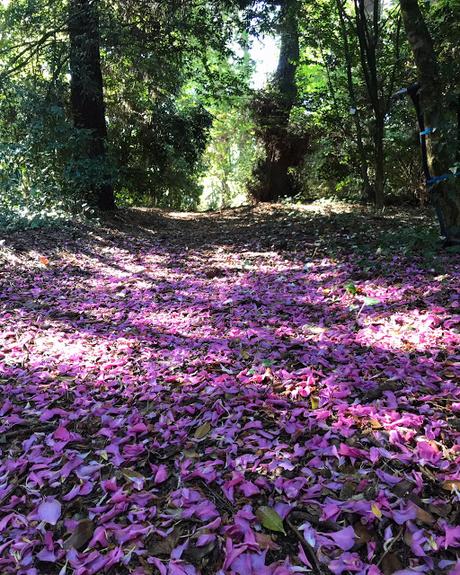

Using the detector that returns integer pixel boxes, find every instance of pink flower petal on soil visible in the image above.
[37,498,61,525]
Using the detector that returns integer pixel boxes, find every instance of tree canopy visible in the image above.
[0,0,458,236]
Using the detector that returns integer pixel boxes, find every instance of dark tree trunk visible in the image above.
[400,0,460,241]
[69,0,115,211]
[353,0,386,208]
[374,113,385,207]
[456,93,460,163]
[251,0,304,203]
[336,0,372,201]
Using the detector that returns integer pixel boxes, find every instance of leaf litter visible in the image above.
[0,203,459,574]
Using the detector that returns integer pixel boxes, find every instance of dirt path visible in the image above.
[0,203,459,575]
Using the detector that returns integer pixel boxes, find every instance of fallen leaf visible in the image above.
[122,468,145,489]
[369,418,382,429]
[147,528,181,556]
[442,480,460,492]
[353,522,372,544]
[194,421,211,439]
[310,395,319,410]
[256,506,286,534]
[255,532,281,551]
[371,503,382,519]
[345,282,358,295]
[362,297,380,306]
[63,519,95,550]
[182,540,216,563]
[381,552,403,575]
[412,503,435,526]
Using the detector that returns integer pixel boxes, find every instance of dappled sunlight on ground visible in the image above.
[0,203,459,574]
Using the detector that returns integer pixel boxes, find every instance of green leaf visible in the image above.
[362,297,380,306]
[345,282,358,295]
[194,421,211,439]
[256,506,286,534]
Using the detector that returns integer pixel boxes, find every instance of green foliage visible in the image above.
[200,99,261,210]
[0,0,458,223]
[0,80,100,229]
[112,96,212,210]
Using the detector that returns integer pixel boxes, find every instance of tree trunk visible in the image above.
[251,0,303,203]
[336,0,372,202]
[69,0,115,211]
[374,113,384,208]
[274,0,299,112]
[400,0,460,241]
[354,0,386,207]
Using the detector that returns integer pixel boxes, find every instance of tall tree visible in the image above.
[336,0,372,201]
[400,0,460,242]
[353,0,385,207]
[251,0,306,202]
[69,0,115,211]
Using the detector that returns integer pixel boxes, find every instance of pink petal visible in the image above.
[37,498,61,525]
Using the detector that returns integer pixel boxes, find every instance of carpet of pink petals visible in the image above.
[0,207,459,575]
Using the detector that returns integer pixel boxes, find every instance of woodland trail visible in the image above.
[0,203,459,575]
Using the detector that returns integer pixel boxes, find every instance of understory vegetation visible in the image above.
[1,0,459,235]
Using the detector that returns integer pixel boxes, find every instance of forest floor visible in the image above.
[0,201,459,575]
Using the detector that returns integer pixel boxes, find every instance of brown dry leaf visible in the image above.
[381,552,403,575]
[369,418,382,429]
[121,468,145,484]
[148,528,181,556]
[63,519,94,551]
[393,480,414,497]
[39,255,49,266]
[403,529,413,548]
[255,532,281,551]
[412,503,435,526]
[429,502,451,517]
[183,541,216,564]
[194,421,211,439]
[442,480,460,492]
[183,449,199,459]
[353,522,372,545]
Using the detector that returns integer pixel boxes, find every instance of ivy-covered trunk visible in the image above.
[400,0,460,241]
[251,0,303,202]
[69,0,115,211]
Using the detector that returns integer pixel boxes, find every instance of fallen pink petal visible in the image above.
[36,499,62,526]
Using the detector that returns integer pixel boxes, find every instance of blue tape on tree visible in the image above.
[420,127,435,138]
[428,172,460,187]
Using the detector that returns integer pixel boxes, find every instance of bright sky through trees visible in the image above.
[250,35,280,88]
